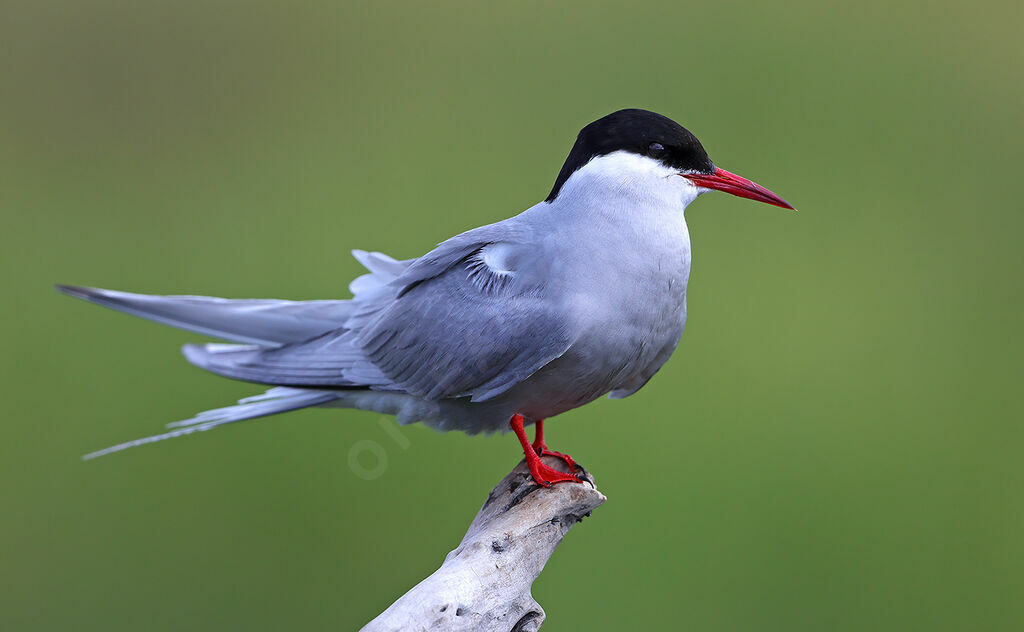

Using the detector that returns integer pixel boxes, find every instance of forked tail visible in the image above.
[82,388,339,460]
[58,250,413,457]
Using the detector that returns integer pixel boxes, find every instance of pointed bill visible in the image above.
[685,167,795,210]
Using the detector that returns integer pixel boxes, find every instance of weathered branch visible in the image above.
[361,456,606,632]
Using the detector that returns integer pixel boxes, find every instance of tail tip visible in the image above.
[55,283,87,297]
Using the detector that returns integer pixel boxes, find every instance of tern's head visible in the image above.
[547,109,793,211]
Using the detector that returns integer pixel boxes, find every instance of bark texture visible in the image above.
[362,456,605,632]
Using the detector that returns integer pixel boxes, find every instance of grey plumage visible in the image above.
[80,388,339,460]
[61,117,732,459]
[54,284,351,346]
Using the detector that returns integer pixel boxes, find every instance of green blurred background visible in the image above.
[2,1,1022,629]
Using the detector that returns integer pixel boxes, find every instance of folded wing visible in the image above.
[55,285,352,346]
[183,225,575,402]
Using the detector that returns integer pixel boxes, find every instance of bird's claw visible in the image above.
[526,456,582,487]
[537,447,578,472]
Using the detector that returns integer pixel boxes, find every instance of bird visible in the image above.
[57,108,794,486]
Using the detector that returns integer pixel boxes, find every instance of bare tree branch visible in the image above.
[362,456,606,632]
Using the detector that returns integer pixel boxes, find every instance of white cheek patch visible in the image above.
[557,151,703,209]
[677,176,706,207]
[579,151,678,181]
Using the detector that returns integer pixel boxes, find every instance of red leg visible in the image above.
[510,414,581,487]
[531,419,578,471]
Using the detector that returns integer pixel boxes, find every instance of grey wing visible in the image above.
[355,220,575,401]
[57,250,414,348]
[185,222,576,402]
[355,260,574,402]
[55,285,353,346]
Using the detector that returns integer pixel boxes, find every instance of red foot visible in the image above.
[524,455,581,487]
[510,415,582,487]
[531,419,578,471]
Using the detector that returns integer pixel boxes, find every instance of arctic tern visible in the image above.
[58,108,794,486]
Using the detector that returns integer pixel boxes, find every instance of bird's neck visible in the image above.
[547,152,700,217]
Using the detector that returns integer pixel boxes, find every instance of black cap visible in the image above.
[547,109,714,202]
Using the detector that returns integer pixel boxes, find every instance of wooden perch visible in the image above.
[362,456,606,632]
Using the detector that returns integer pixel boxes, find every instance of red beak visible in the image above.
[684,167,795,210]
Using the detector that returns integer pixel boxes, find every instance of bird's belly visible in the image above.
[510,261,689,419]
[507,322,685,420]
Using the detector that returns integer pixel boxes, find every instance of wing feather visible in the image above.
[356,228,574,401]
[183,223,574,401]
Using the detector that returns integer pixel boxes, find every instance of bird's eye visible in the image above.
[648,142,666,157]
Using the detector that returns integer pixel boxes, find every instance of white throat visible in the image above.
[550,151,705,212]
